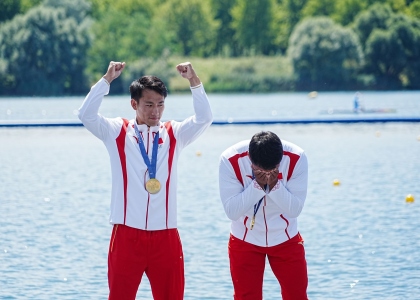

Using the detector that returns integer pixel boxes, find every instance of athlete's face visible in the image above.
[131,89,165,127]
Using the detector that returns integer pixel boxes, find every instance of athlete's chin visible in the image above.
[147,119,160,127]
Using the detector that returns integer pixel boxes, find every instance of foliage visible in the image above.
[86,8,153,84]
[158,0,219,57]
[354,3,420,89]
[352,3,394,47]
[0,2,92,95]
[288,17,363,91]
[333,0,372,25]
[211,0,238,56]
[112,50,176,95]
[407,0,420,18]
[19,0,43,13]
[168,55,293,93]
[364,15,420,89]
[87,0,218,87]
[276,0,308,53]
[302,0,411,25]
[0,0,43,23]
[42,0,91,22]
[0,0,21,23]
[207,72,294,93]
[231,0,279,55]
[1,0,420,95]
[301,0,337,18]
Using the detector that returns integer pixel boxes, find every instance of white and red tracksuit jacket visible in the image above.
[78,78,213,230]
[219,139,308,247]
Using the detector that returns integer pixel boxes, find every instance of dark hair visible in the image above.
[129,75,168,102]
[249,131,283,170]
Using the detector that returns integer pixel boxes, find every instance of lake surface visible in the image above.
[1,91,420,299]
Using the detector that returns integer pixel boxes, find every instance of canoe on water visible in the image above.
[320,108,397,115]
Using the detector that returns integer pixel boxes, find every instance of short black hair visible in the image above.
[249,131,283,170]
[129,75,168,102]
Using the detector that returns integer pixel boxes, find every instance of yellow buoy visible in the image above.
[417,135,420,141]
[333,179,340,186]
[406,194,415,203]
[195,151,202,157]
[308,91,318,99]
[375,131,381,137]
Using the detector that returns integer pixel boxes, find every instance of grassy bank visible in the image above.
[168,56,294,93]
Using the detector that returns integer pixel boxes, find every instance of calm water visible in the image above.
[1,91,420,299]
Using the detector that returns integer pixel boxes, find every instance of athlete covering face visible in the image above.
[219,131,309,300]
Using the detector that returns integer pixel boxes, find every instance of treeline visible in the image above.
[0,0,420,95]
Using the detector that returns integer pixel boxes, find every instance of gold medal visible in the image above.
[146,178,161,194]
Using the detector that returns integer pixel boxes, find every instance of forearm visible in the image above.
[78,78,108,120]
[220,176,266,221]
[191,84,213,124]
[269,154,308,217]
[78,78,110,140]
[269,183,306,218]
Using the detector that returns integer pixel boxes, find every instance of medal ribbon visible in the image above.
[253,198,263,217]
[133,124,159,179]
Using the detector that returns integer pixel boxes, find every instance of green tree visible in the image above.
[352,3,394,47]
[353,3,420,89]
[145,14,179,58]
[364,14,420,89]
[121,49,176,93]
[301,0,337,18]
[365,29,406,89]
[0,0,20,23]
[43,0,91,22]
[276,0,308,52]
[211,0,238,56]
[288,17,363,91]
[302,0,410,25]
[0,3,92,95]
[86,0,156,90]
[158,0,219,57]
[19,0,43,13]
[333,0,376,25]
[407,0,420,18]
[0,0,43,23]
[231,0,279,55]
[281,0,308,28]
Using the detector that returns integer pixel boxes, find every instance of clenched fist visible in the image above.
[176,62,200,87]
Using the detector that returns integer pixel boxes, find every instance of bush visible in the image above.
[288,16,363,91]
[0,2,92,96]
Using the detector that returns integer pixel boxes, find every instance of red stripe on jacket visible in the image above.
[281,151,301,239]
[228,151,248,187]
[116,118,130,224]
[242,216,249,240]
[284,151,300,181]
[164,121,176,229]
[280,214,291,239]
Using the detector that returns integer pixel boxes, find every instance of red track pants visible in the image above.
[228,233,308,300]
[108,225,184,300]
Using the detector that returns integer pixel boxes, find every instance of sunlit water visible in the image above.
[1,91,420,299]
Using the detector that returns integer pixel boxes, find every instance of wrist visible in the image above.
[188,76,201,87]
[102,75,112,85]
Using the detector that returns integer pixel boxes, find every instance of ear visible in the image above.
[131,99,137,110]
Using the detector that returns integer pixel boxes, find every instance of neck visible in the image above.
[136,118,149,127]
